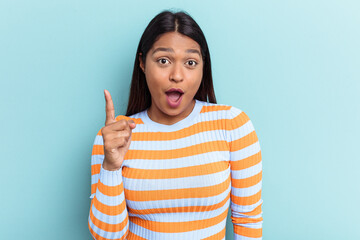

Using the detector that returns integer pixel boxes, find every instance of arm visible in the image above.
[88,129,129,240]
[228,108,263,239]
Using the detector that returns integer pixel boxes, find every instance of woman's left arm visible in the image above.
[227,108,263,240]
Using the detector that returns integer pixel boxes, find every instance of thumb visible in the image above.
[128,119,136,130]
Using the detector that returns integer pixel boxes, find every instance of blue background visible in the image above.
[1,0,359,239]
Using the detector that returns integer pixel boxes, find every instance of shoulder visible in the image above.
[197,100,251,122]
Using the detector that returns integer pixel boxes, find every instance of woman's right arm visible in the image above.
[88,129,130,240]
[88,90,136,239]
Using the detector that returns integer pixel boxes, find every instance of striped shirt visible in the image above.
[88,100,263,240]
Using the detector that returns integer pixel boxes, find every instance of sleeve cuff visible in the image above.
[99,165,123,186]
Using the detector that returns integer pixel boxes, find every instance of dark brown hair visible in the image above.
[126,10,216,116]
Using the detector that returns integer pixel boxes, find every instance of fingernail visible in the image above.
[128,119,136,128]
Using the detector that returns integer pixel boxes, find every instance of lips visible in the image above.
[166,88,184,100]
[165,88,184,108]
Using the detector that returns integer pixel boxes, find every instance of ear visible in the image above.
[139,53,145,73]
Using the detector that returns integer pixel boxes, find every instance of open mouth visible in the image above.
[165,88,184,102]
[165,88,184,107]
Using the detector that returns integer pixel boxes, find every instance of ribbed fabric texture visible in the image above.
[88,100,263,240]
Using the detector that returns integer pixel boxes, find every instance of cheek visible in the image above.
[145,78,159,95]
[146,66,169,87]
[187,71,203,89]
[145,78,167,100]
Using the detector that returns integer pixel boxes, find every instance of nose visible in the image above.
[169,63,183,83]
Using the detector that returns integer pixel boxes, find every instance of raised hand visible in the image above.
[101,89,136,171]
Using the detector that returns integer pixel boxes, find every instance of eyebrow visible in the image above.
[151,47,201,57]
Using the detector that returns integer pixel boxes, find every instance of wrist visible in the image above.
[102,160,121,171]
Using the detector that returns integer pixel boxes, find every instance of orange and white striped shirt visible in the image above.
[88,100,263,240]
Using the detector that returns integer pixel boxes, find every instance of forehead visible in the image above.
[151,32,201,52]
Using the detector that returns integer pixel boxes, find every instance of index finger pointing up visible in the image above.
[104,89,115,125]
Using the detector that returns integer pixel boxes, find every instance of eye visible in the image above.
[157,58,170,65]
[186,60,198,67]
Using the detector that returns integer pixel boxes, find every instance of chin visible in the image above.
[163,107,184,116]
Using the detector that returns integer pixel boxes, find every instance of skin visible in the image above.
[139,31,203,125]
[102,32,203,170]
[102,89,136,171]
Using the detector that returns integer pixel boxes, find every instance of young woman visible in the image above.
[88,10,263,240]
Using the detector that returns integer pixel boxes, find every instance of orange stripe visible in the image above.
[92,145,104,155]
[201,227,226,240]
[231,171,262,188]
[122,161,229,179]
[115,115,144,124]
[230,131,258,152]
[131,112,248,141]
[91,183,97,195]
[88,219,129,240]
[231,215,263,224]
[231,190,262,206]
[126,140,228,160]
[200,105,231,113]
[92,195,127,216]
[98,180,124,197]
[96,128,102,136]
[89,203,129,233]
[231,151,261,171]
[125,176,231,201]
[233,225,262,238]
[130,207,229,233]
[128,193,230,215]
[231,110,250,128]
[92,164,101,175]
[126,231,147,240]
[239,204,262,217]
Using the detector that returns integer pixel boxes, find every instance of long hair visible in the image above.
[126,10,216,116]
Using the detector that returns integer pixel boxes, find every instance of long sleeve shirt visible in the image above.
[88,99,263,240]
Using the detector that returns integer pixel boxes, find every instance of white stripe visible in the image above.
[94,135,104,145]
[122,151,230,169]
[230,142,261,162]
[232,211,263,220]
[231,181,262,197]
[228,121,255,141]
[91,174,99,185]
[231,162,262,179]
[91,154,104,165]
[234,233,262,240]
[95,189,125,207]
[198,108,235,121]
[229,106,243,117]
[123,168,230,191]
[129,130,227,150]
[234,222,263,228]
[99,167,123,186]
[231,199,263,212]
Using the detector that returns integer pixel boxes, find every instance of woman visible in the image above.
[88,10,263,240]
